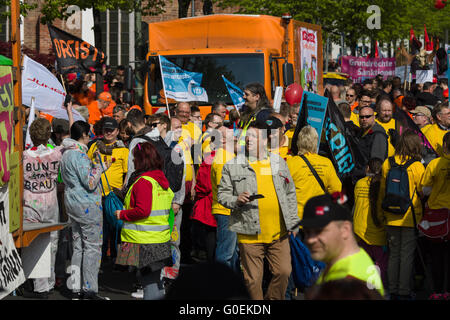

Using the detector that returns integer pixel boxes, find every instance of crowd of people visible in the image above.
[18,68,450,301]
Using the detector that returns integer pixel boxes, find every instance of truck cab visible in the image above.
[144,14,323,118]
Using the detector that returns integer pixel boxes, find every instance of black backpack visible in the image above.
[381,157,417,215]
[133,135,184,193]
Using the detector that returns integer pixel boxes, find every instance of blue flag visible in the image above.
[222,75,245,109]
[159,55,208,102]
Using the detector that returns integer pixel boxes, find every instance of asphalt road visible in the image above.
[3,253,433,301]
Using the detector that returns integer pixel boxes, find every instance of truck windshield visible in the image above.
[147,54,264,106]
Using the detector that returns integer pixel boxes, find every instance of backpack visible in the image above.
[133,135,184,193]
[289,233,326,289]
[381,157,417,215]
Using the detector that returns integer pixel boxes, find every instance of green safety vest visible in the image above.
[316,249,385,296]
[122,176,174,244]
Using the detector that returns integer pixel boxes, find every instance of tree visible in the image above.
[214,0,450,55]
[38,0,166,49]
[0,0,37,18]
[178,0,214,18]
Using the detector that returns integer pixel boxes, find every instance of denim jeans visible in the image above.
[214,214,239,273]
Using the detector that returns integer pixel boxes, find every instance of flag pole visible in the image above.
[158,55,171,119]
[59,74,67,93]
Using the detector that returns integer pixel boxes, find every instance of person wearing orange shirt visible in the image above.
[87,92,116,125]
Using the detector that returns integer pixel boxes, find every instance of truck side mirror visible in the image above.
[283,62,294,87]
[125,66,134,91]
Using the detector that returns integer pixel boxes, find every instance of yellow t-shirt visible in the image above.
[423,124,448,157]
[350,110,360,127]
[181,121,202,144]
[286,153,342,220]
[353,176,387,246]
[179,139,194,182]
[87,141,129,196]
[211,148,235,216]
[285,128,295,150]
[376,118,396,157]
[379,155,425,227]
[238,158,287,244]
[269,134,292,161]
[418,154,450,210]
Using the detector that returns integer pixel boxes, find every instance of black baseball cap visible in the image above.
[103,117,118,130]
[264,116,284,130]
[300,194,352,229]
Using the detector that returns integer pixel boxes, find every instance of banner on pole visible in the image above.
[48,24,106,75]
[159,56,208,102]
[222,75,245,109]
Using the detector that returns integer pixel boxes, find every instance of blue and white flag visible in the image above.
[222,75,245,109]
[159,55,208,102]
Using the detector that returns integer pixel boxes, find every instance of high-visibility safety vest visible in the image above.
[121,176,174,244]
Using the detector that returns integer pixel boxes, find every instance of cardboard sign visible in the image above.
[298,91,328,152]
[416,70,433,84]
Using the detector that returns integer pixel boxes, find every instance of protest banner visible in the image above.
[0,66,14,185]
[416,70,433,84]
[341,56,395,83]
[0,185,26,299]
[22,55,65,111]
[8,152,20,233]
[290,91,328,154]
[22,56,85,122]
[298,27,319,93]
[222,75,245,111]
[48,24,106,75]
[159,56,208,103]
[323,97,360,181]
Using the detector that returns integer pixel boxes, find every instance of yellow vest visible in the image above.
[122,176,174,244]
[317,248,385,297]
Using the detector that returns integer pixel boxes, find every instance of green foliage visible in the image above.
[0,0,38,17]
[38,0,167,25]
[214,0,450,45]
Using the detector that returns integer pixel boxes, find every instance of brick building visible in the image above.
[0,0,236,67]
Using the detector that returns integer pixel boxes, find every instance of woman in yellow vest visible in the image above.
[115,142,174,300]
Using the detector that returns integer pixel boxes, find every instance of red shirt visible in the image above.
[119,170,170,222]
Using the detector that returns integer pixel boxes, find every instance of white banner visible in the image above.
[22,55,66,112]
[0,185,25,299]
[22,55,86,122]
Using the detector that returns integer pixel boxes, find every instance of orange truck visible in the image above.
[144,14,323,118]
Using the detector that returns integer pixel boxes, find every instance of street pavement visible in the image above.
[4,254,432,301]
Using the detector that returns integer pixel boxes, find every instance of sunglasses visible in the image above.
[346,94,354,97]
[359,115,373,119]
[151,122,160,128]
